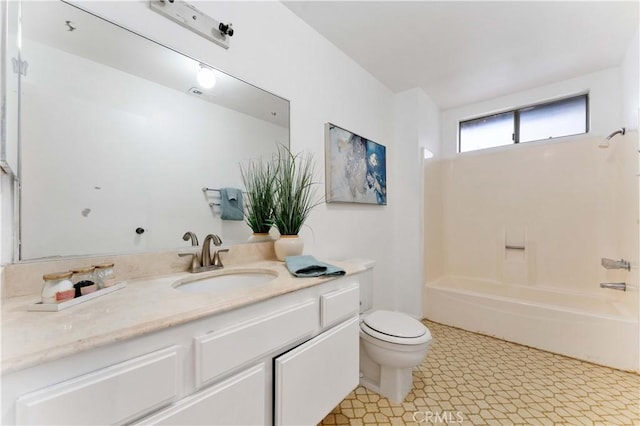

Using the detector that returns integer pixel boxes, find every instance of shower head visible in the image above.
[598,127,626,148]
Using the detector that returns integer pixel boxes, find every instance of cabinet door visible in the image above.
[135,364,266,426]
[195,299,316,388]
[274,317,359,426]
[320,284,359,328]
[16,346,181,425]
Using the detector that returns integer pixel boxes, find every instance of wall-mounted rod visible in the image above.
[600,282,626,291]
[202,187,246,194]
[505,245,525,250]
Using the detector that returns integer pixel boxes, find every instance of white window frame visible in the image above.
[458,93,590,153]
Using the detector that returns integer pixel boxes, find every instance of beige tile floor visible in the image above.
[320,321,640,426]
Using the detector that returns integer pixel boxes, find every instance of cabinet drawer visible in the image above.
[195,299,316,388]
[16,346,181,425]
[274,316,359,426]
[135,364,266,426]
[320,284,359,328]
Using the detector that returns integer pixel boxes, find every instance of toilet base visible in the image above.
[359,340,417,403]
[360,366,414,403]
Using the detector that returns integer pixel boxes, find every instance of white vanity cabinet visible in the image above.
[2,275,361,426]
[135,364,267,426]
[193,299,317,389]
[274,317,360,425]
[15,346,182,425]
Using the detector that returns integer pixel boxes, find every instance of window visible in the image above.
[459,94,588,153]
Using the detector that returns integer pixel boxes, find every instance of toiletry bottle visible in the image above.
[94,263,116,289]
[41,272,74,303]
[71,266,97,297]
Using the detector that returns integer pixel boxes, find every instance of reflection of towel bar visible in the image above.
[505,245,525,250]
[209,202,220,207]
[202,187,247,194]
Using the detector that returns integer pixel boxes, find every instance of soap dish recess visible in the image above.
[28,281,127,312]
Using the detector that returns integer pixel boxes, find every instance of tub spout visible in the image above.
[600,282,626,291]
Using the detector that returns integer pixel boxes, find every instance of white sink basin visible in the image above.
[173,270,277,293]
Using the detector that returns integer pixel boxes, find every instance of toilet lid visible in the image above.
[362,310,427,339]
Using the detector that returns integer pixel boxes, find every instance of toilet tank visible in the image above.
[346,259,376,313]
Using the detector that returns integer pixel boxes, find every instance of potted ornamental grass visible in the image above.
[272,145,321,260]
[240,158,276,242]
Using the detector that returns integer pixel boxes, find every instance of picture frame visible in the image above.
[324,123,387,205]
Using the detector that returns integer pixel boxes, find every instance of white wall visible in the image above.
[392,88,439,317]
[20,40,286,258]
[622,29,639,131]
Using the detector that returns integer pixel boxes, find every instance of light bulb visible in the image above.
[197,66,216,89]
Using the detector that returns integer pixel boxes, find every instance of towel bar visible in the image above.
[203,187,246,194]
[505,245,525,250]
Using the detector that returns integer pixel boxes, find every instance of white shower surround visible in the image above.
[425,276,639,372]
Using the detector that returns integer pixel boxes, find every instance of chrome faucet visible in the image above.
[600,282,626,291]
[601,258,631,271]
[182,231,199,246]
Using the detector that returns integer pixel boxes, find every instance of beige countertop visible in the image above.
[1,259,363,375]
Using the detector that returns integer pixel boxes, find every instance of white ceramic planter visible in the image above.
[274,235,304,261]
[248,233,273,243]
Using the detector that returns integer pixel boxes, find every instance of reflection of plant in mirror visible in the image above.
[240,158,276,234]
[273,146,322,236]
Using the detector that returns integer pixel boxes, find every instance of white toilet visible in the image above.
[355,260,432,403]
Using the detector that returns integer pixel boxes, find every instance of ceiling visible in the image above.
[284,1,639,109]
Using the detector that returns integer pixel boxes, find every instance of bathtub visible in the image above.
[424,276,639,372]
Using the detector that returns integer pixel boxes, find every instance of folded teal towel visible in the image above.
[285,255,346,278]
[220,188,244,221]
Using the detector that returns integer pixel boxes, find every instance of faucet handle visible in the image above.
[179,252,200,272]
[212,249,229,267]
[601,258,631,271]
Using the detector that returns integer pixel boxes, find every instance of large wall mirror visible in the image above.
[17,1,289,260]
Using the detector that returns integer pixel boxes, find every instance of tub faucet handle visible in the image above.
[601,258,631,271]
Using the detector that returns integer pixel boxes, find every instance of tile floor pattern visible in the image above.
[320,321,640,426]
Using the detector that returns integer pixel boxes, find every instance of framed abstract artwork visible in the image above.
[324,123,387,205]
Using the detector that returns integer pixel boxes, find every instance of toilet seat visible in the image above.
[361,310,432,345]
